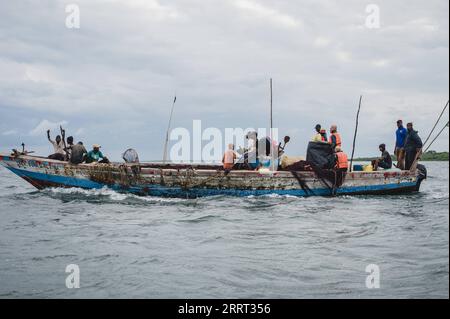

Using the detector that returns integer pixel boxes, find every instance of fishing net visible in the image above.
[122,148,140,163]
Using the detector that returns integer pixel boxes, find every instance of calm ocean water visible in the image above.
[0,162,448,299]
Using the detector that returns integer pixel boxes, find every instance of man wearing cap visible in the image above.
[86,144,109,164]
[394,119,407,170]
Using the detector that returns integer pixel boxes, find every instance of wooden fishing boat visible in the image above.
[0,153,427,198]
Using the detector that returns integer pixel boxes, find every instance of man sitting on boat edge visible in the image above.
[372,144,393,171]
[70,142,87,165]
[85,144,109,164]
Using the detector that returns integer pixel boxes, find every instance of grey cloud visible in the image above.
[0,0,448,160]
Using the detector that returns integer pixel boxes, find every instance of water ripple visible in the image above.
[0,162,448,298]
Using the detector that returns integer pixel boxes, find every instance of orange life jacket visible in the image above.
[329,132,342,147]
[335,151,349,169]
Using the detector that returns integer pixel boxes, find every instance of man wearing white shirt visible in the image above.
[47,130,66,161]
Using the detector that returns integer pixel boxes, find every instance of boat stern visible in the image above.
[415,163,427,191]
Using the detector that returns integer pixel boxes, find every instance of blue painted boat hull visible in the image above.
[0,154,425,198]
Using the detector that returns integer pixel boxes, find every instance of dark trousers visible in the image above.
[405,150,417,170]
[378,161,392,169]
[336,168,347,187]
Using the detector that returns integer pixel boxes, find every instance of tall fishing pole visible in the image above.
[60,125,67,150]
[423,100,449,146]
[410,100,449,171]
[349,95,363,172]
[163,94,177,164]
[270,78,275,172]
[424,121,449,153]
[409,120,449,172]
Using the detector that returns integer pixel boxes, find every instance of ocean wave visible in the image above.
[426,192,450,200]
[246,194,301,199]
[45,187,187,204]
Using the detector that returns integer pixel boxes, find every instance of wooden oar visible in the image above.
[60,125,67,150]
[60,125,69,161]
[409,148,423,172]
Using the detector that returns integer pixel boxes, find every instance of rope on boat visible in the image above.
[290,171,316,197]
[311,164,343,196]
[117,164,142,187]
[118,164,129,186]
[157,167,166,186]
[289,163,344,197]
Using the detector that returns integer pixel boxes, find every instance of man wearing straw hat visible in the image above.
[86,144,109,164]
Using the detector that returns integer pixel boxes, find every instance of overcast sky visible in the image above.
[0,0,448,161]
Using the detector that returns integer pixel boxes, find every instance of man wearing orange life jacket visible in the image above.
[335,146,349,172]
[334,146,349,187]
[328,125,342,150]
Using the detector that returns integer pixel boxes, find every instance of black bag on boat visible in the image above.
[306,142,335,169]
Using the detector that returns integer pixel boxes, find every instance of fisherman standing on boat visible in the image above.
[334,146,349,172]
[404,122,423,170]
[394,120,407,170]
[86,144,109,164]
[334,146,349,187]
[372,144,392,171]
[46,130,66,161]
[329,125,342,150]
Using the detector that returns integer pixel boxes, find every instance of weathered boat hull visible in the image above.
[0,154,426,198]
